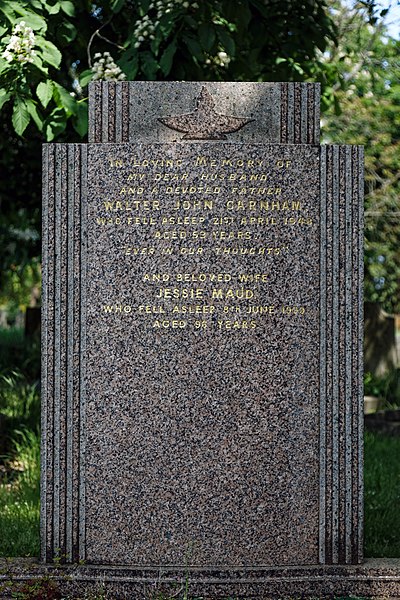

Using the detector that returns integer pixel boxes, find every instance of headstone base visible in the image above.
[1,558,400,599]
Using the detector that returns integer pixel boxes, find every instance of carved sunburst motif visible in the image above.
[158,86,253,140]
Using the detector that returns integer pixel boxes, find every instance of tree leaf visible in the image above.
[72,101,88,137]
[79,69,93,88]
[45,2,61,15]
[158,12,176,39]
[0,3,15,24]
[159,38,177,76]
[15,12,47,32]
[140,51,159,80]
[25,98,43,130]
[44,107,67,141]
[60,0,75,16]
[217,29,235,57]
[37,38,62,69]
[150,29,163,55]
[224,2,251,28]
[334,95,342,116]
[36,80,53,108]
[111,0,125,12]
[182,35,204,61]
[183,15,197,28]
[0,89,11,111]
[31,52,49,75]
[12,96,30,136]
[198,23,216,53]
[139,0,151,14]
[247,0,269,19]
[118,46,138,80]
[53,83,77,116]
[56,21,77,44]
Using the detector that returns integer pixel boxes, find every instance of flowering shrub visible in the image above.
[2,21,36,64]
[0,2,82,139]
[92,52,126,81]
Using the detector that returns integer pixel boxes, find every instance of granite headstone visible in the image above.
[41,83,364,575]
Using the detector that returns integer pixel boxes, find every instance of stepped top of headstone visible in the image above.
[88,81,320,145]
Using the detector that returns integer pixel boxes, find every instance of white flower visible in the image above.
[205,49,231,69]
[14,21,25,33]
[2,21,36,65]
[216,50,231,67]
[91,51,126,81]
[2,49,13,62]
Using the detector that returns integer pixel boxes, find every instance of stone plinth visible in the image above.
[2,558,400,599]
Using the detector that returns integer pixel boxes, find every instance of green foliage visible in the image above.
[364,431,400,557]
[0,0,339,143]
[322,3,400,313]
[364,369,400,407]
[364,371,388,398]
[0,0,81,140]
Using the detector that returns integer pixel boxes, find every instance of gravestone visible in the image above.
[41,82,364,589]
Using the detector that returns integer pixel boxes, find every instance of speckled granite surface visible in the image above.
[41,82,364,578]
[83,143,320,566]
[2,558,400,599]
[88,81,320,144]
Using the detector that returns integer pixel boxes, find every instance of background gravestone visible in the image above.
[41,82,364,572]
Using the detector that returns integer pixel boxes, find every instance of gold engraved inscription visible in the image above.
[97,150,315,331]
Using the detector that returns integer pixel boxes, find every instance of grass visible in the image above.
[0,428,40,557]
[0,371,40,428]
[0,327,40,557]
[364,430,400,557]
